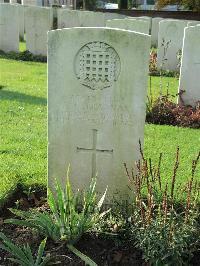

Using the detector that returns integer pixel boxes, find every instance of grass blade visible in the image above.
[67,244,97,266]
[35,238,47,265]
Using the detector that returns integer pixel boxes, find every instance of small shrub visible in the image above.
[146,94,200,129]
[146,94,177,125]
[125,145,200,265]
[149,50,158,74]
[0,50,47,63]
[132,212,199,266]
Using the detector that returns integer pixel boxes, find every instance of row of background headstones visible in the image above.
[0,3,199,107]
[1,3,199,57]
[0,3,152,55]
[0,0,54,7]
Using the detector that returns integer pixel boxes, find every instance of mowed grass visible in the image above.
[19,41,26,52]
[0,58,199,207]
[0,58,47,207]
[148,75,179,101]
[145,124,200,184]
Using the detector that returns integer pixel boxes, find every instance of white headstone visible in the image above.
[104,12,127,21]
[129,16,152,33]
[48,27,150,203]
[178,25,200,107]
[37,0,43,6]
[18,5,25,40]
[25,6,53,56]
[137,4,155,10]
[57,10,105,28]
[0,3,19,52]
[106,18,149,34]
[187,20,200,27]
[11,4,25,40]
[151,17,163,47]
[22,0,37,5]
[157,19,188,71]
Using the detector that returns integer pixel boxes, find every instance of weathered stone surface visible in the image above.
[57,10,105,28]
[12,4,25,40]
[178,25,200,107]
[48,27,150,203]
[187,20,200,27]
[157,19,188,71]
[22,0,37,5]
[9,3,24,40]
[25,6,53,55]
[0,3,19,52]
[130,16,152,33]
[106,18,149,34]
[18,5,25,40]
[104,12,127,21]
[36,0,43,6]
[151,17,163,47]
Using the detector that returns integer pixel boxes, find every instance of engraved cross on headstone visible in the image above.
[77,129,113,178]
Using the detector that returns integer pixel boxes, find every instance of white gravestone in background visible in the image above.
[0,3,19,52]
[106,18,149,35]
[18,5,25,40]
[57,10,105,28]
[178,25,200,107]
[151,17,163,47]
[104,12,127,21]
[138,16,152,32]
[128,16,152,34]
[22,0,37,6]
[25,6,53,56]
[187,21,200,27]
[37,0,43,6]
[157,19,188,71]
[48,28,150,203]
[17,4,25,40]
[11,3,25,40]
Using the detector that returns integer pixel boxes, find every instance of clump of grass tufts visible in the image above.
[5,169,108,266]
[0,236,53,266]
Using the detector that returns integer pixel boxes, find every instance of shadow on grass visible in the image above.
[0,88,46,106]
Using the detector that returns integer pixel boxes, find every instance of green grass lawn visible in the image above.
[148,75,179,102]
[0,58,47,207]
[19,41,26,52]
[0,58,199,208]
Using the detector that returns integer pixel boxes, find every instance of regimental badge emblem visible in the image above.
[75,42,121,90]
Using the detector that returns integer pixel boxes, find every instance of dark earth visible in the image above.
[0,189,199,266]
